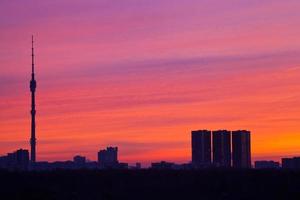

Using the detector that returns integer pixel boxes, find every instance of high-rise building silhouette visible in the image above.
[15,149,30,170]
[0,149,29,170]
[191,130,211,167]
[98,147,118,168]
[30,36,37,163]
[232,130,251,168]
[212,130,231,167]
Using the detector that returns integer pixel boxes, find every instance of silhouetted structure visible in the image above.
[255,160,280,169]
[282,157,300,169]
[212,130,231,167]
[73,155,86,167]
[191,130,211,167]
[98,147,119,168]
[0,149,29,170]
[33,160,99,170]
[151,161,175,169]
[30,36,37,163]
[232,130,251,168]
[282,158,293,169]
[118,162,129,169]
[136,162,141,169]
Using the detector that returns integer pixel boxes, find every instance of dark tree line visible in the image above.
[0,169,299,200]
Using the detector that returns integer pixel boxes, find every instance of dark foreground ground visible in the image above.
[0,169,300,200]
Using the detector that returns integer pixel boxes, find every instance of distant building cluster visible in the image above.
[0,149,29,170]
[191,130,251,168]
[3,40,299,172]
[1,131,300,171]
[254,160,280,169]
[253,157,300,170]
[150,130,300,170]
[150,161,192,170]
[2,42,298,171]
[98,147,129,169]
[281,157,300,169]
[0,147,134,171]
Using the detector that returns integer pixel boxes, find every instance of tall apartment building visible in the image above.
[232,130,251,168]
[191,130,211,167]
[213,130,231,167]
[98,147,118,168]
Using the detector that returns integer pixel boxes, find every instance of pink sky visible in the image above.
[0,0,300,165]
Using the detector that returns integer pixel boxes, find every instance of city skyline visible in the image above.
[1,1,300,165]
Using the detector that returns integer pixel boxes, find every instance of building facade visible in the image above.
[232,130,251,168]
[73,155,86,168]
[191,130,211,167]
[98,147,118,168]
[282,157,300,169]
[0,149,29,170]
[213,130,231,167]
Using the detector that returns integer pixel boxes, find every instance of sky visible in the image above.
[0,0,300,165]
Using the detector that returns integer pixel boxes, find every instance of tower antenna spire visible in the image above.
[30,35,37,163]
[32,35,34,74]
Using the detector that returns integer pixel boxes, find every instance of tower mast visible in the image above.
[30,35,37,163]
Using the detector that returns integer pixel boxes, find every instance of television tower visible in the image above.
[30,36,37,163]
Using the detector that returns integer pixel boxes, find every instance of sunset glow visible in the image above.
[1,0,300,165]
